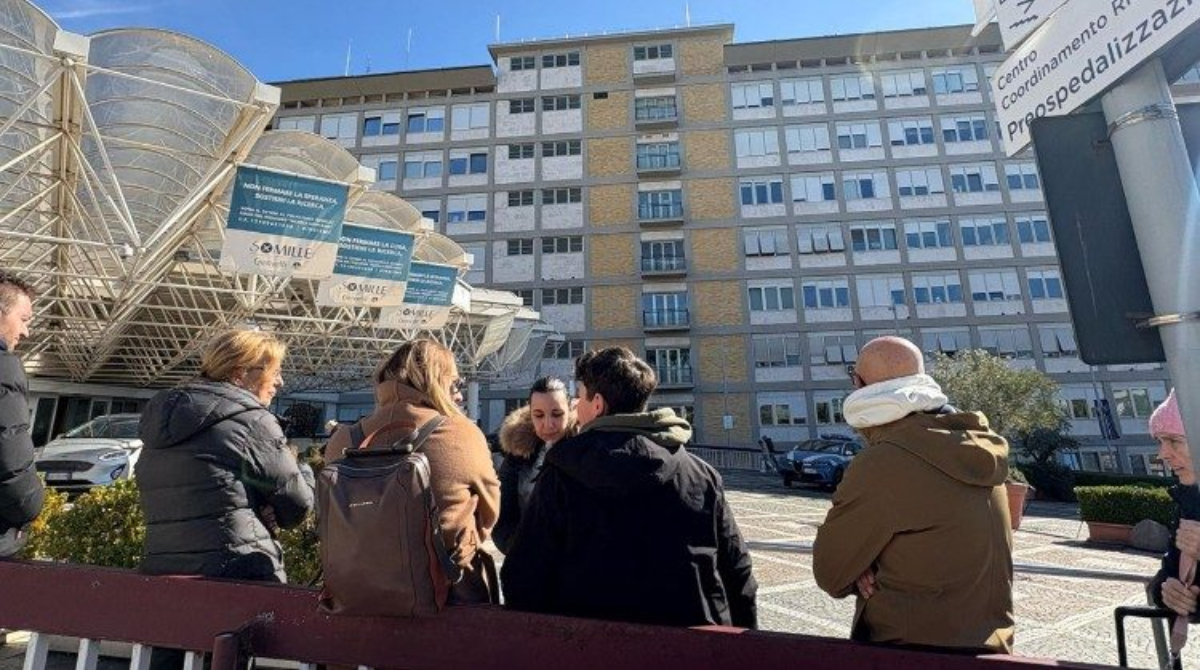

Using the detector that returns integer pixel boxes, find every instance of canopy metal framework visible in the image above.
[0,0,550,391]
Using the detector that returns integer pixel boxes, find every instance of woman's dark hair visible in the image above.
[529,376,567,401]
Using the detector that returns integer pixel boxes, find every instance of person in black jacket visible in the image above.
[0,272,44,557]
[1148,390,1200,626]
[501,346,758,628]
[137,329,314,583]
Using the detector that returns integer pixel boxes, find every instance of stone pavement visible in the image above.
[0,470,1192,669]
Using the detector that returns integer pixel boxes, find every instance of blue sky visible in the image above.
[37,0,977,82]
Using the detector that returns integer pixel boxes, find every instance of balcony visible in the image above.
[643,309,690,331]
[634,105,679,130]
[640,256,688,278]
[636,153,682,177]
[632,59,677,84]
[653,364,694,388]
[638,203,685,227]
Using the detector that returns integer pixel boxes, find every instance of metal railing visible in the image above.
[652,365,693,386]
[636,153,682,170]
[643,309,690,328]
[641,256,687,272]
[638,202,684,220]
[635,105,679,122]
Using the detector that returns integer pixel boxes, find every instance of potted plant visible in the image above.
[1005,465,1033,531]
[1075,485,1174,546]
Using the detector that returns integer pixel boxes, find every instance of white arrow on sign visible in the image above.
[992,0,1200,156]
[971,0,1071,49]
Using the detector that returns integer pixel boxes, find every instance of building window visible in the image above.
[507,239,534,256]
[508,143,536,160]
[542,52,580,68]
[749,284,796,312]
[835,122,882,149]
[641,240,685,271]
[785,124,831,153]
[1027,268,1064,299]
[968,269,1022,302]
[636,142,682,169]
[277,115,316,133]
[543,140,582,157]
[880,69,927,97]
[634,44,673,60]
[362,112,401,137]
[510,56,536,71]
[446,194,488,223]
[830,74,875,101]
[949,164,1000,193]
[802,279,851,309]
[403,151,443,179]
[888,118,936,146]
[639,189,683,219]
[959,217,1010,246]
[635,96,677,121]
[809,333,858,366]
[544,339,585,358]
[922,329,971,356]
[850,223,898,252]
[542,95,582,111]
[814,395,847,425]
[1113,387,1157,418]
[646,348,692,386]
[319,113,357,141]
[791,174,836,202]
[979,327,1034,359]
[903,219,953,249]
[514,289,535,307]
[406,107,445,134]
[409,198,441,223]
[760,401,807,426]
[732,81,775,110]
[932,67,980,94]
[911,272,964,304]
[896,168,946,196]
[542,236,583,254]
[735,129,781,158]
[744,227,789,257]
[842,171,886,200]
[451,103,489,131]
[448,150,488,176]
[542,287,584,305]
[941,115,989,142]
[1016,213,1052,243]
[797,224,846,255]
[857,275,906,307]
[643,292,689,327]
[780,77,824,105]
[542,187,582,205]
[754,334,803,368]
[1038,324,1078,357]
[740,177,785,205]
[1005,162,1041,191]
[509,98,537,115]
[507,190,535,207]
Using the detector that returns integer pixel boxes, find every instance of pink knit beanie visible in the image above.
[1149,389,1186,438]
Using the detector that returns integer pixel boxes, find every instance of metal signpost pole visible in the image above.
[1100,59,1200,468]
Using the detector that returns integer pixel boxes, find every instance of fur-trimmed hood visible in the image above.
[499,405,577,459]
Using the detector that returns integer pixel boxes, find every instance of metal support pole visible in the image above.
[1101,59,1200,467]
[467,380,481,422]
[209,633,240,670]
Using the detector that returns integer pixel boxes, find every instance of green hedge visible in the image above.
[1075,485,1174,526]
[1017,462,1076,502]
[1074,471,1176,489]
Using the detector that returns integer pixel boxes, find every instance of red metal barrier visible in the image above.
[0,559,1113,670]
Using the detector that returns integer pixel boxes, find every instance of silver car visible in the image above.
[35,413,142,492]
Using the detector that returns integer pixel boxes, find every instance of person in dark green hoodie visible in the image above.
[501,346,757,628]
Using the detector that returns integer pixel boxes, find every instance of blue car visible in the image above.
[781,437,863,490]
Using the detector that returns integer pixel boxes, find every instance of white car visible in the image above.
[35,413,142,492]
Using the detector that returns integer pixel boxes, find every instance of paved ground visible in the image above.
[0,470,1192,669]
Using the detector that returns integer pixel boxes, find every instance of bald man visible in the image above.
[813,336,1014,654]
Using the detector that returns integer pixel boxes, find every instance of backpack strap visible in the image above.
[413,450,464,584]
[409,416,446,452]
[348,422,368,450]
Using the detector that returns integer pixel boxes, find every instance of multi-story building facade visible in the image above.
[273,23,1177,473]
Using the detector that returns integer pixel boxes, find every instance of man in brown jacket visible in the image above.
[813,336,1014,654]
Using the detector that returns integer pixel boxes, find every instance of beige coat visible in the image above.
[813,410,1014,653]
[325,381,500,573]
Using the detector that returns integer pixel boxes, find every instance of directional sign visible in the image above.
[992,0,1200,155]
[996,0,1071,49]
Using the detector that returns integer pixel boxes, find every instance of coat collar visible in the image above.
[374,379,436,410]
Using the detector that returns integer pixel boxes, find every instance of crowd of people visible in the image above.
[0,270,1197,661]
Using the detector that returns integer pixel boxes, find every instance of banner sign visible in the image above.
[220,165,348,278]
[993,0,1200,155]
[316,224,416,307]
[377,261,459,330]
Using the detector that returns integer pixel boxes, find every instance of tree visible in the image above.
[929,349,1068,440]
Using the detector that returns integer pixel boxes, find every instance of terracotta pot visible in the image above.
[1005,481,1031,530]
[1085,521,1134,545]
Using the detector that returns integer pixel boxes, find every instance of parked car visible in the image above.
[781,436,863,490]
[35,413,142,493]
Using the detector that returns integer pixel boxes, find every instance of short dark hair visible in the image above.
[529,376,567,400]
[574,347,656,415]
[0,271,34,314]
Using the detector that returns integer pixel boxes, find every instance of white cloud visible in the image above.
[44,1,157,20]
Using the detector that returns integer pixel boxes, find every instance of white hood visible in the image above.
[843,373,948,429]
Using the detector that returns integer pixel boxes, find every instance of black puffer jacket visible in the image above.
[137,379,314,582]
[1150,484,1200,623]
[501,409,758,628]
[0,340,44,535]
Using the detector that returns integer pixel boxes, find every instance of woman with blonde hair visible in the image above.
[325,338,500,603]
[137,329,315,583]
